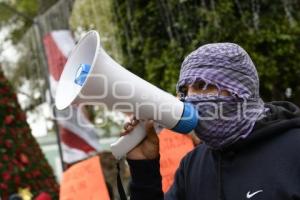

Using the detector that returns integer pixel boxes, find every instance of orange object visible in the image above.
[60,156,110,200]
[159,129,194,193]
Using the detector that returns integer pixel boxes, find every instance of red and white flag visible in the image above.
[43,30,101,164]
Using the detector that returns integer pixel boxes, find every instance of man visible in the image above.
[121,43,300,199]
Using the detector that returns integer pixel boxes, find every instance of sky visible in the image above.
[0,26,21,64]
[17,80,50,137]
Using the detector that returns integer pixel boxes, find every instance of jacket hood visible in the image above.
[254,101,300,131]
[225,101,300,151]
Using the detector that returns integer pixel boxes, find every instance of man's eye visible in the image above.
[193,82,205,90]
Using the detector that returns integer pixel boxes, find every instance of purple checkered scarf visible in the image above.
[177,43,266,149]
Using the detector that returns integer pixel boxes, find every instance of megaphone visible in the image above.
[55,30,198,159]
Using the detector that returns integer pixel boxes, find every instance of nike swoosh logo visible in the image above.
[246,190,263,198]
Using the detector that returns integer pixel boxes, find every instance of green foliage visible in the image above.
[112,0,300,103]
[0,0,58,43]
[0,67,58,199]
[69,0,122,61]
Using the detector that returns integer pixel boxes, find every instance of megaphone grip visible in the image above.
[110,122,147,160]
[172,103,199,133]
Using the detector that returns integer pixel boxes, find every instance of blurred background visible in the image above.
[0,0,299,199]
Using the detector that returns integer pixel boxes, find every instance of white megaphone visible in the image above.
[55,30,198,159]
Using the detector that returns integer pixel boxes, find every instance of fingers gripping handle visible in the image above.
[110,103,199,160]
[110,122,147,160]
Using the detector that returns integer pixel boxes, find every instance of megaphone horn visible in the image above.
[55,30,198,159]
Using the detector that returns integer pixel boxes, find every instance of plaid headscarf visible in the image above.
[177,43,266,149]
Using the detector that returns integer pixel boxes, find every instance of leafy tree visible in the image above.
[69,0,122,61]
[0,0,58,43]
[112,0,300,104]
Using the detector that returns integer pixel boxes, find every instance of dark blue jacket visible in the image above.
[128,101,300,200]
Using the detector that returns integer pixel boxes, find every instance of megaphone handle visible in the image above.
[111,122,147,160]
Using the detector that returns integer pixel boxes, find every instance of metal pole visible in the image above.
[33,18,65,171]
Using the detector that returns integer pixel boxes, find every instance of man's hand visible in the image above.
[120,117,159,160]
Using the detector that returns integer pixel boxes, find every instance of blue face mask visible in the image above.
[185,94,265,149]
